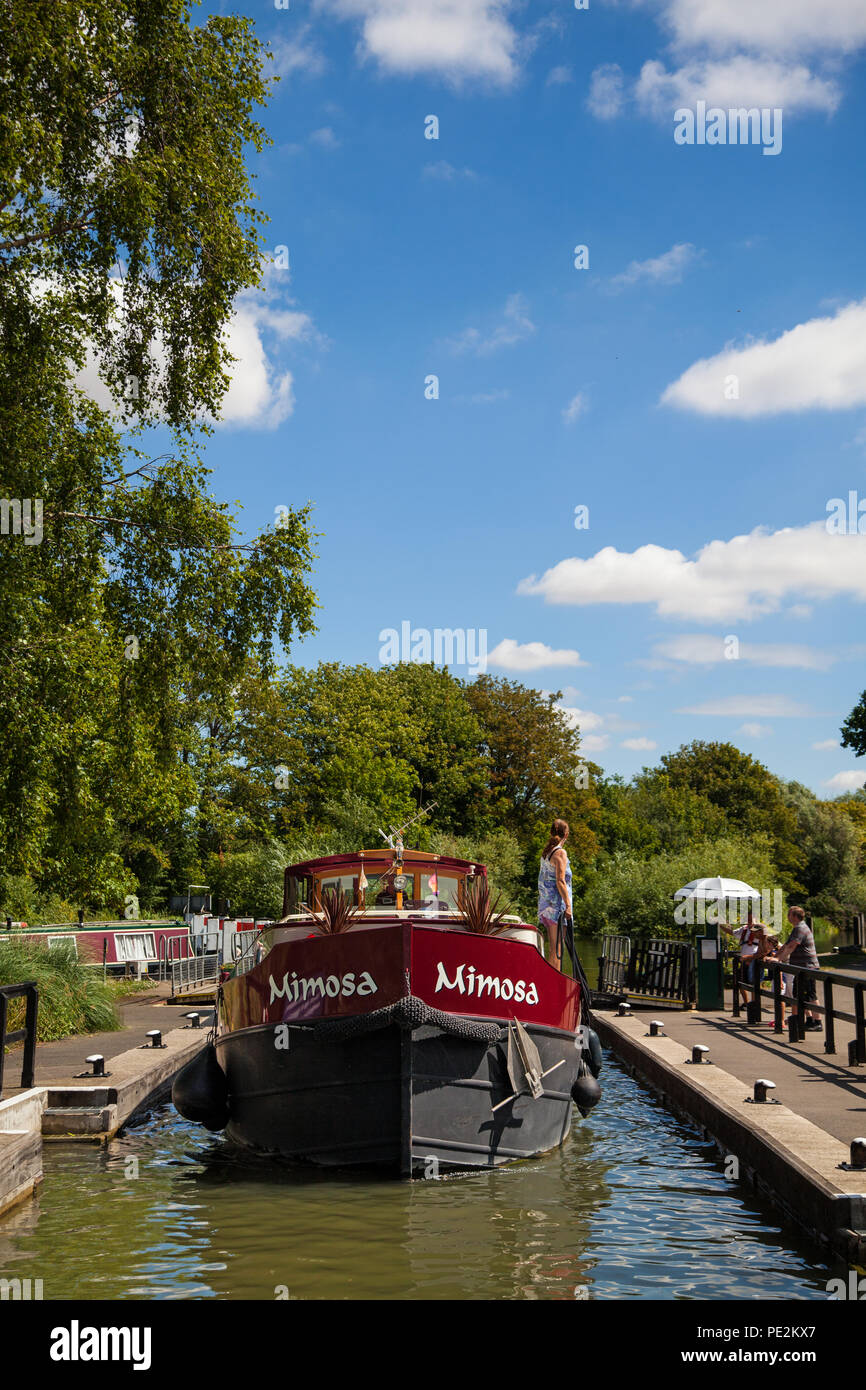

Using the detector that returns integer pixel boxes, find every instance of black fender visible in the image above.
[571,1070,602,1116]
[172,1043,229,1132]
[582,1027,603,1080]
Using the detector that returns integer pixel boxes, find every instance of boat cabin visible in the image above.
[282,849,486,918]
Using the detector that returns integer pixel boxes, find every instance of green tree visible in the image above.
[658,742,800,888]
[780,782,859,900]
[0,1,318,907]
[595,770,727,859]
[464,675,601,867]
[579,835,781,940]
[841,691,866,758]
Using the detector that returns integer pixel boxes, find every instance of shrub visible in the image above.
[0,939,121,1042]
[205,839,289,920]
[578,835,781,940]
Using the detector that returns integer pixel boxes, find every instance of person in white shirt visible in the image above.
[722,921,763,1010]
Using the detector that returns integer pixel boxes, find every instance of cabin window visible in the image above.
[47,935,78,956]
[285,875,311,913]
[114,932,157,962]
[421,874,461,911]
[363,872,419,906]
[318,874,357,906]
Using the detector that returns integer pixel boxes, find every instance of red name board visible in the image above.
[220,923,580,1034]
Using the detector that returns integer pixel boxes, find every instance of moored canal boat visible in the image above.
[173,840,602,1175]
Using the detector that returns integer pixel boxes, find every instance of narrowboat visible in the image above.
[0,905,264,975]
[173,838,602,1176]
[0,918,194,973]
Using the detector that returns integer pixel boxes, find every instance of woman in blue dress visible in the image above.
[538,818,573,972]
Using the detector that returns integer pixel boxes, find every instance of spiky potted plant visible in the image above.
[312,886,362,935]
[459,876,510,936]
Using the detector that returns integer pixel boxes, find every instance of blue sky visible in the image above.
[191,0,866,797]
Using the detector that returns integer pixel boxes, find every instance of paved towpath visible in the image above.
[611,981,866,1146]
[2,984,214,1095]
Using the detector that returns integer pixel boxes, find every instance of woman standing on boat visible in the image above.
[538,819,573,972]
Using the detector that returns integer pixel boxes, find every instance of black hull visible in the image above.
[214,1020,580,1176]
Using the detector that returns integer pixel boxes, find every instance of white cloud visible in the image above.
[622,737,658,751]
[562,391,587,424]
[518,522,866,622]
[735,723,773,738]
[587,63,626,118]
[309,126,340,148]
[217,278,325,429]
[581,734,611,753]
[824,770,866,791]
[610,242,701,290]
[555,701,641,752]
[662,300,866,418]
[557,706,603,732]
[446,293,535,356]
[812,739,840,750]
[635,55,840,117]
[618,695,634,703]
[661,0,866,57]
[547,65,573,86]
[74,272,323,430]
[455,388,510,404]
[648,634,836,669]
[588,1,866,125]
[422,160,477,181]
[677,695,814,717]
[487,639,585,671]
[847,423,866,452]
[316,0,518,85]
[267,28,327,79]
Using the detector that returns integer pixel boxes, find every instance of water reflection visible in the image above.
[0,1056,847,1300]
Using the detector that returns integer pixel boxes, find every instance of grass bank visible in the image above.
[0,939,125,1043]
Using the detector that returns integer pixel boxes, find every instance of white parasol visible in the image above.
[675,876,762,930]
[674,877,761,902]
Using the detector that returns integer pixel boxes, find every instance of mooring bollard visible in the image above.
[145,1029,164,1049]
[753,1079,776,1104]
[185,1012,201,1030]
[850,1138,866,1170]
[649,1021,664,1037]
[617,1003,631,1018]
[86,1054,105,1077]
[691,1045,710,1065]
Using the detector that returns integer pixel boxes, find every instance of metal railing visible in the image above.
[231,930,261,976]
[157,931,190,981]
[598,934,631,995]
[231,929,268,977]
[0,982,38,1097]
[170,953,219,997]
[599,934,695,1006]
[731,956,866,1060]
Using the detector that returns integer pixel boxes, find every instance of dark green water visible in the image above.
[0,1057,846,1300]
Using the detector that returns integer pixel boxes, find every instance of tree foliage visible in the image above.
[841,691,866,759]
[0,1,318,910]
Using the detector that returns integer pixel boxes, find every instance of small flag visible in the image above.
[428,872,438,895]
[358,867,368,892]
